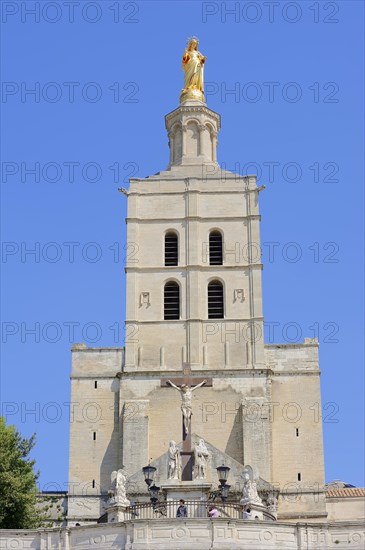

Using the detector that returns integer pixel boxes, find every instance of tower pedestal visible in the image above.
[165,102,220,167]
[106,502,128,523]
[162,480,212,503]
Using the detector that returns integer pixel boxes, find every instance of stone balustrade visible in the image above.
[1,519,364,549]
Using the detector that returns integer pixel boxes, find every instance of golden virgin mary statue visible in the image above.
[180,37,206,103]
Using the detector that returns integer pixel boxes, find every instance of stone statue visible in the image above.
[167,379,207,434]
[194,438,210,479]
[181,37,206,102]
[108,469,130,506]
[240,467,262,506]
[167,440,181,480]
[267,492,278,514]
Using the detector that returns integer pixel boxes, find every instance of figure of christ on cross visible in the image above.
[161,368,212,480]
[166,379,207,435]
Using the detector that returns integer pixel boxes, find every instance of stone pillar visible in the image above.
[168,131,174,165]
[241,398,271,481]
[106,502,128,523]
[121,400,149,477]
[198,124,210,160]
[211,131,218,162]
[181,125,187,159]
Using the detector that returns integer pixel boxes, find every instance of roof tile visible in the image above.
[326,488,365,498]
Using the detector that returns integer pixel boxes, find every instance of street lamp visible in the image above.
[149,484,161,504]
[216,464,231,502]
[142,465,156,487]
[216,465,230,485]
[220,483,231,502]
[142,465,161,505]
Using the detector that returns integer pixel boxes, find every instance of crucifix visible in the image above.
[161,363,212,480]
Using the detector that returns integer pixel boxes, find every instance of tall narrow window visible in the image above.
[296,428,299,437]
[165,232,178,266]
[92,480,95,488]
[93,432,96,441]
[208,280,224,319]
[94,381,97,389]
[209,231,223,265]
[297,473,301,481]
[164,282,180,320]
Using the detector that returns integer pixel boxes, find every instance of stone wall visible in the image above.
[68,345,123,522]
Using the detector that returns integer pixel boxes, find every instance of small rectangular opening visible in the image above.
[92,479,95,488]
[93,432,96,441]
[94,381,97,389]
[296,428,299,437]
[298,473,301,481]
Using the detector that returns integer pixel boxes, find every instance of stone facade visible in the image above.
[1,82,357,550]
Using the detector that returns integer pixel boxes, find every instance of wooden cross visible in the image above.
[161,364,212,480]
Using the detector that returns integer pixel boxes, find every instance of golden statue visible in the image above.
[180,37,206,103]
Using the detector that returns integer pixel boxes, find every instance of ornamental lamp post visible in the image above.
[216,464,231,501]
[216,464,230,486]
[142,464,156,487]
[220,483,231,502]
[149,484,161,504]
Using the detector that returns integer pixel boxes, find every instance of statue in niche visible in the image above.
[181,37,206,101]
[240,467,262,506]
[108,469,130,506]
[194,439,210,479]
[167,440,181,480]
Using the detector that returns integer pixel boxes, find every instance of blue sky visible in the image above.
[1,0,364,490]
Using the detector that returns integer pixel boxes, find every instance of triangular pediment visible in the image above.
[125,434,275,499]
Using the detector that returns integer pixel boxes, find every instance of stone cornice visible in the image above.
[70,375,118,379]
[125,215,261,223]
[265,341,319,349]
[127,187,258,195]
[270,370,321,376]
[125,263,263,272]
[165,105,221,127]
[124,316,264,324]
[118,367,271,378]
[71,346,124,352]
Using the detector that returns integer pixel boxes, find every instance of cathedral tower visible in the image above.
[67,39,326,524]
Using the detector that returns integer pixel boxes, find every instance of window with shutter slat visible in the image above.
[208,280,224,319]
[209,231,223,265]
[164,281,180,320]
[165,233,178,266]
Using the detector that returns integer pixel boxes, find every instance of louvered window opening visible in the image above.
[165,233,178,266]
[164,282,180,320]
[208,281,224,319]
[209,232,223,265]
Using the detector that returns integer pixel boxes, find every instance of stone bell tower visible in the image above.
[68,38,326,524]
[124,95,265,373]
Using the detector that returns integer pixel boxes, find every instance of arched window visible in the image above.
[208,280,224,319]
[165,232,178,266]
[164,282,180,320]
[209,231,223,265]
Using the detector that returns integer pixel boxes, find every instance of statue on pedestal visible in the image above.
[194,439,210,479]
[267,492,278,515]
[167,440,181,480]
[240,467,262,506]
[108,469,130,507]
[181,37,206,103]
